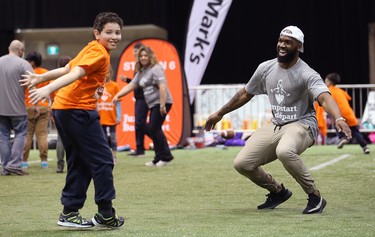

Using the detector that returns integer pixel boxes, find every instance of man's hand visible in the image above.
[335,119,352,139]
[204,112,223,131]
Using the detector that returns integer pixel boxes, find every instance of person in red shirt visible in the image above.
[325,73,370,154]
[22,52,51,169]
[98,66,121,164]
[20,12,125,228]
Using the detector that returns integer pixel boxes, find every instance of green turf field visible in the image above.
[1,144,374,237]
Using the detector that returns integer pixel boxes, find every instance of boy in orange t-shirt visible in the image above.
[325,73,370,154]
[21,12,125,228]
[97,66,121,163]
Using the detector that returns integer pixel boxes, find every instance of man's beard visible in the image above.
[277,47,299,63]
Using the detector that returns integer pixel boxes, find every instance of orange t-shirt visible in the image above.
[314,101,327,136]
[328,85,358,126]
[52,40,110,110]
[97,80,120,125]
[25,67,50,107]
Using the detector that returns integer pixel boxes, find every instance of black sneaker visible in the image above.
[257,184,292,209]
[57,212,94,228]
[337,138,349,149]
[363,146,370,154]
[128,150,145,157]
[92,208,124,228]
[56,166,64,173]
[302,193,327,214]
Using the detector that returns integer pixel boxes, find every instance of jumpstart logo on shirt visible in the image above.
[270,79,297,121]
[93,86,104,99]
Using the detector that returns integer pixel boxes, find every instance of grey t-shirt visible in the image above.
[131,64,173,108]
[0,54,33,116]
[245,58,329,138]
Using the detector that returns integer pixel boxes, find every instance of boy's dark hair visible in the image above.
[25,51,42,67]
[93,12,124,32]
[326,73,341,85]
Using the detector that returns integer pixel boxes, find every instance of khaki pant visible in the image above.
[23,106,50,162]
[234,122,317,194]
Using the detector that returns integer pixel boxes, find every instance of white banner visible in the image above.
[184,0,232,104]
[362,91,375,128]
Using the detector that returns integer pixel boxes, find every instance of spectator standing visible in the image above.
[204,26,352,214]
[0,40,32,176]
[324,73,370,154]
[21,12,125,228]
[22,52,51,169]
[53,55,72,173]
[120,42,148,157]
[98,66,121,164]
[113,46,174,167]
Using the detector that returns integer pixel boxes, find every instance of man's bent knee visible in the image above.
[233,157,256,175]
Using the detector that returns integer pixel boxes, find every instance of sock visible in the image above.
[63,207,77,214]
[98,202,113,218]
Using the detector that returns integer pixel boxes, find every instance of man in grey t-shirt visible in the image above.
[205,26,352,214]
[0,40,33,176]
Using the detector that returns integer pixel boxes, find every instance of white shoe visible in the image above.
[145,161,156,167]
[156,161,170,167]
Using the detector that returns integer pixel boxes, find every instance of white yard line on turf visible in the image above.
[309,154,351,171]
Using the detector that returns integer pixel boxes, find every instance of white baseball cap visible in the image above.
[280,26,304,53]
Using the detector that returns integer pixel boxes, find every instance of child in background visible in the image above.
[325,73,370,154]
[22,51,51,169]
[53,55,72,173]
[314,101,327,145]
[98,66,121,164]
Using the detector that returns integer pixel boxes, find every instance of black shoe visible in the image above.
[56,166,64,173]
[128,150,145,157]
[337,138,349,149]
[57,212,94,228]
[303,193,327,214]
[363,146,370,154]
[257,184,292,209]
[92,208,124,228]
